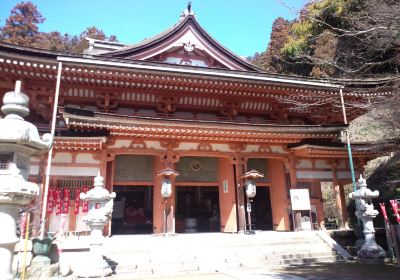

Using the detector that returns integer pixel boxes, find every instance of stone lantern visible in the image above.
[0,81,52,279]
[241,170,264,233]
[157,167,179,235]
[349,175,386,263]
[75,172,116,278]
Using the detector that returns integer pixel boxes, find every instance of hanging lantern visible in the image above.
[245,179,257,198]
[157,167,179,199]
[241,170,264,198]
[161,178,172,199]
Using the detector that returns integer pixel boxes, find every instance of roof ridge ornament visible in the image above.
[180,1,195,20]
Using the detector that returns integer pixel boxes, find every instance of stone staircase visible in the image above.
[98,231,343,278]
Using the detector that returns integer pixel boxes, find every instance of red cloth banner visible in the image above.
[62,188,71,214]
[74,188,81,214]
[82,186,90,213]
[47,188,54,214]
[55,188,62,215]
[390,200,400,224]
[379,203,388,222]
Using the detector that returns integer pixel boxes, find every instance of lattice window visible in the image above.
[56,177,94,199]
[247,158,270,183]
[0,153,12,170]
[176,157,218,182]
[114,155,154,182]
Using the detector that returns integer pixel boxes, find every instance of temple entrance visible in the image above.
[248,187,273,230]
[111,186,153,235]
[175,186,220,233]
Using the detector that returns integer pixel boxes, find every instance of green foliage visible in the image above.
[0,1,118,53]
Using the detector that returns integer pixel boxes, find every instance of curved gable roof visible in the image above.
[102,15,262,72]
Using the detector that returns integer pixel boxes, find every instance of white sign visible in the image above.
[223,179,228,193]
[247,202,251,212]
[290,189,311,210]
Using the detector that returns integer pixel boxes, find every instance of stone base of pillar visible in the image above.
[75,252,112,278]
[358,243,386,264]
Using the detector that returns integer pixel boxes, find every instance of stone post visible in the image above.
[0,81,52,279]
[349,175,386,264]
[75,172,115,278]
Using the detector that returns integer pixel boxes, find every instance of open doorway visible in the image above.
[249,187,273,230]
[111,186,153,235]
[176,186,220,233]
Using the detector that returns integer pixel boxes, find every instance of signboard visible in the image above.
[223,179,228,193]
[247,202,252,212]
[290,189,311,210]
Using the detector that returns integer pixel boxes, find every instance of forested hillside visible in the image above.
[0,1,117,53]
[252,0,400,199]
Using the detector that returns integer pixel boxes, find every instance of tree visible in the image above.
[0,1,45,46]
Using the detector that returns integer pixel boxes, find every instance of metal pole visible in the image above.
[40,62,63,239]
[339,88,357,192]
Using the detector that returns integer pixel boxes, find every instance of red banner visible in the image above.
[379,203,388,222]
[55,188,62,215]
[82,186,90,213]
[390,200,400,224]
[62,188,71,214]
[74,188,81,214]
[47,188,54,214]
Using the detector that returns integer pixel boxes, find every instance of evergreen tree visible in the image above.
[0,1,45,46]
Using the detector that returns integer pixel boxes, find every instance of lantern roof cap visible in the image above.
[157,167,179,177]
[241,170,264,179]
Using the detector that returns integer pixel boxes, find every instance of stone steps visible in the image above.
[92,231,344,277]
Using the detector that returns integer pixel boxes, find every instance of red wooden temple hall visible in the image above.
[0,6,385,236]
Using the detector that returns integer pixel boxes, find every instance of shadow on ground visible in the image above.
[273,262,400,280]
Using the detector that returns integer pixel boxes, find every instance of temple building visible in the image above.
[0,7,385,236]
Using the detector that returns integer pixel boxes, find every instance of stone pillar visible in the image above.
[268,159,290,231]
[0,81,52,279]
[218,158,237,232]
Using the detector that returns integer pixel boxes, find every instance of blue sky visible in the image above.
[0,0,306,56]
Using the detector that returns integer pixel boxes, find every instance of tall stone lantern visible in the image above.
[241,170,264,234]
[0,81,52,279]
[349,175,386,263]
[76,172,115,278]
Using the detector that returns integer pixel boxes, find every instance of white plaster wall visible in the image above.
[145,141,162,150]
[337,171,355,180]
[211,144,232,152]
[109,140,131,148]
[315,159,330,169]
[296,159,313,168]
[29,165,39,175]
[53,152,73,163]
[270,145,287,154]
[76,153,100,164]
[243,145,259,153]
[30,157,40,163]
[175,143,198,151]
[49,167,99,176]
[296,171,333,180]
